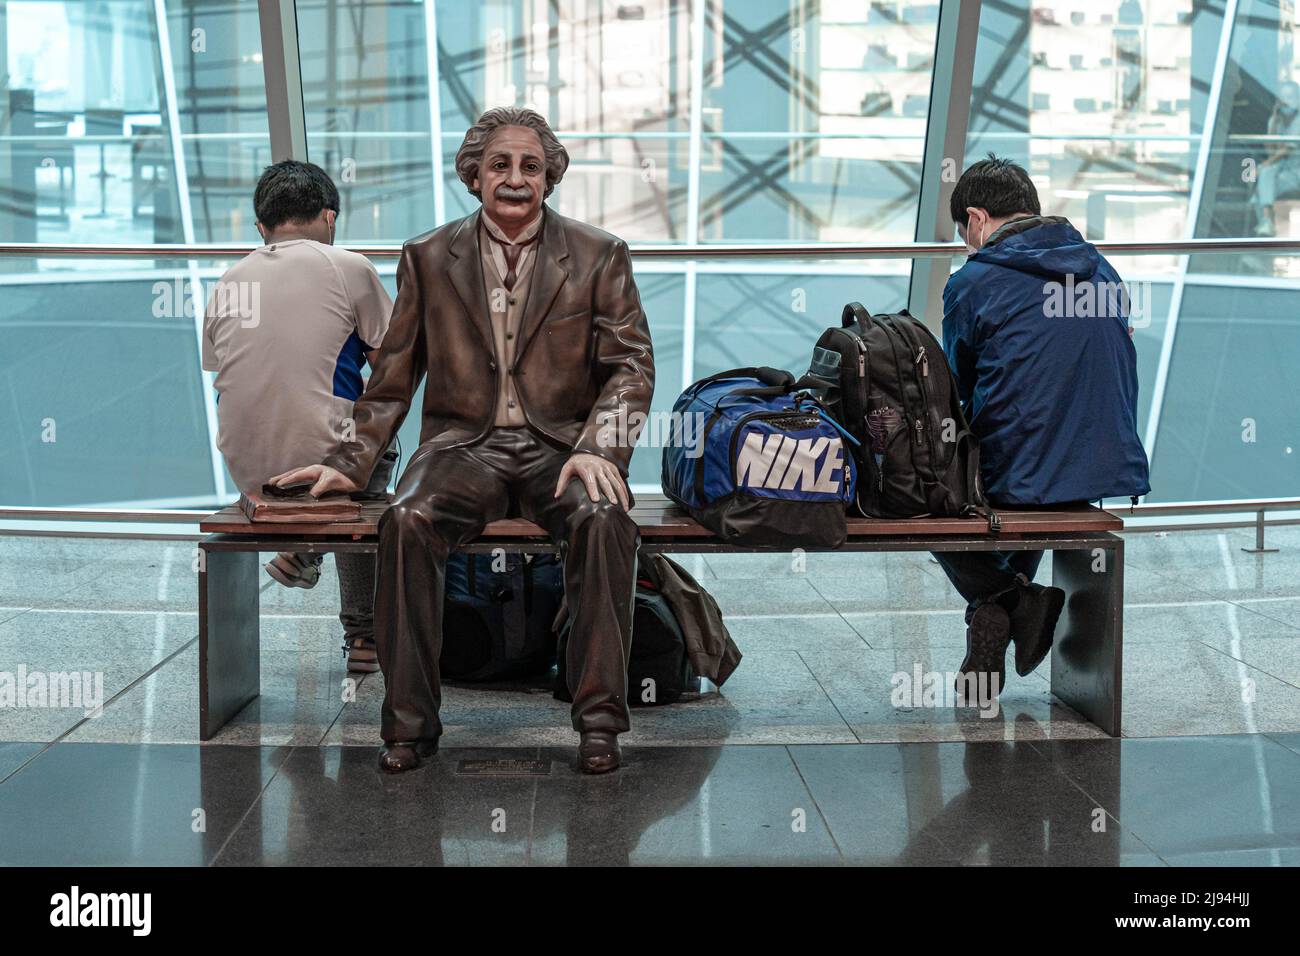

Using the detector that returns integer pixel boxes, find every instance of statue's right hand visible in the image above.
[268,464,358,497]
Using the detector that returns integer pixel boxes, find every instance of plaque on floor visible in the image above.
[456,758,552,776]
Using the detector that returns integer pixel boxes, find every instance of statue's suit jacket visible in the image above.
[323,204,655,486]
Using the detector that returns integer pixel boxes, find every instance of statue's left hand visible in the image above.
[554,452,630,511]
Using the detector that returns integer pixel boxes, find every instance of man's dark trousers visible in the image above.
[932,501,1089,621]
[373,426,639,744]
[932,550,1045,624]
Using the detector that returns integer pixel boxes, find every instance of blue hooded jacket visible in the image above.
[942,216,1151,506]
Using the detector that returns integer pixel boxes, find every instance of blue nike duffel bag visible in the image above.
[661,366,857,548]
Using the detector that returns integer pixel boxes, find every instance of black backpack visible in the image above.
[441,552,565,681]
[810,302,997,530]
[554,575,694,707]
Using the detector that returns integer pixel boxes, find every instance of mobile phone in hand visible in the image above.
[262,481,313,500]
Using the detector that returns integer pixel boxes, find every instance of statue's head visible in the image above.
[455,107,570,230]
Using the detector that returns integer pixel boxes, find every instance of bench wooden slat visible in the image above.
[196,494,1125,740]
[198,493,1122,538]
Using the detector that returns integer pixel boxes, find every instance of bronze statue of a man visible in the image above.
[274,107,655,774]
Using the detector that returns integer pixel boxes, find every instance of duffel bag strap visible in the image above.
[695,366,794,389]
[732,372,842,400]
[722,367,802,399]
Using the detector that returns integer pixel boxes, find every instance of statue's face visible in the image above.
[474,125,547,229]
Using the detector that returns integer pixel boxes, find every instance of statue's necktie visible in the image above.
[486,229,539,291]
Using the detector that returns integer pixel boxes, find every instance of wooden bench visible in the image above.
[197,495,1125,741]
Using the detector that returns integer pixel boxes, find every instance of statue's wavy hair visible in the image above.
[454,107,570,200]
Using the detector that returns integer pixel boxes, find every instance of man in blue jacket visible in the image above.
[938,155,1150,698]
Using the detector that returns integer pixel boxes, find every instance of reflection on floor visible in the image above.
[2,525,1299,864]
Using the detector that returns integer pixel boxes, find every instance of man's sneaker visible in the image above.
[1009,582,1065,676]
[955,602,1011,703]
[346,637,380,674]
[265,552,321,589]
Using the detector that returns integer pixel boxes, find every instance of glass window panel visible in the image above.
[698,132,924,241]
[295,0,437,242]
[1,0,266,258]
[1147,254,1300,501]
[691,265,909,374]
[435,0,690,134]
[958,2,1300,505]
[2,0,185,251]
[165,0,272,242]
[1191,0,1300,259]
[964,0,1219,254]
[296,1,692,242]
[0,260,217,507]
[699,0,940,242]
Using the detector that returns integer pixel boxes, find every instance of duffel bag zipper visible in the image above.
[691,401,726,505]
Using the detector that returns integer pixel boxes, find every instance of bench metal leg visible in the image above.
[199,548,261,741]
[1050,538,1123,737]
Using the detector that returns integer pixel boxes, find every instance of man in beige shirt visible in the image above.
[202,160,397,672]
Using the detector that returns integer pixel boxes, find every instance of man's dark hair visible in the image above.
[949,154,1041,227]
[253,160,340,230]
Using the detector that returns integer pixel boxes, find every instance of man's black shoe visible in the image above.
[578,731,621,774]
[377,739,439,774]
[1009,582,1065,676]
[956,602,1011,702]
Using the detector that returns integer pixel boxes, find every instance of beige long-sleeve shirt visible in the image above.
[201,239,393,495]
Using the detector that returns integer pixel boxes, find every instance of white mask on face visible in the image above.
[964,218,987,254]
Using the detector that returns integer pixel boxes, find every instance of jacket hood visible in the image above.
[969,215,1101,282]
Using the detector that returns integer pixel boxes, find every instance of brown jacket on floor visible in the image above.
[637,551,742,687]
[549,548,742,687]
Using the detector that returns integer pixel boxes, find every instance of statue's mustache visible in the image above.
[495,185,534,202]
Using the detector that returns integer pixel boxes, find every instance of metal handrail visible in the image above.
[1126,498,1300,552]
[3,498,1297,525]
[5,496,1294,528]
[3,237,1300,261]
[0,507,210,523]
[1126,497,1300,517]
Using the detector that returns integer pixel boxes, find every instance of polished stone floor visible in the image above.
[2,525,1300,864]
